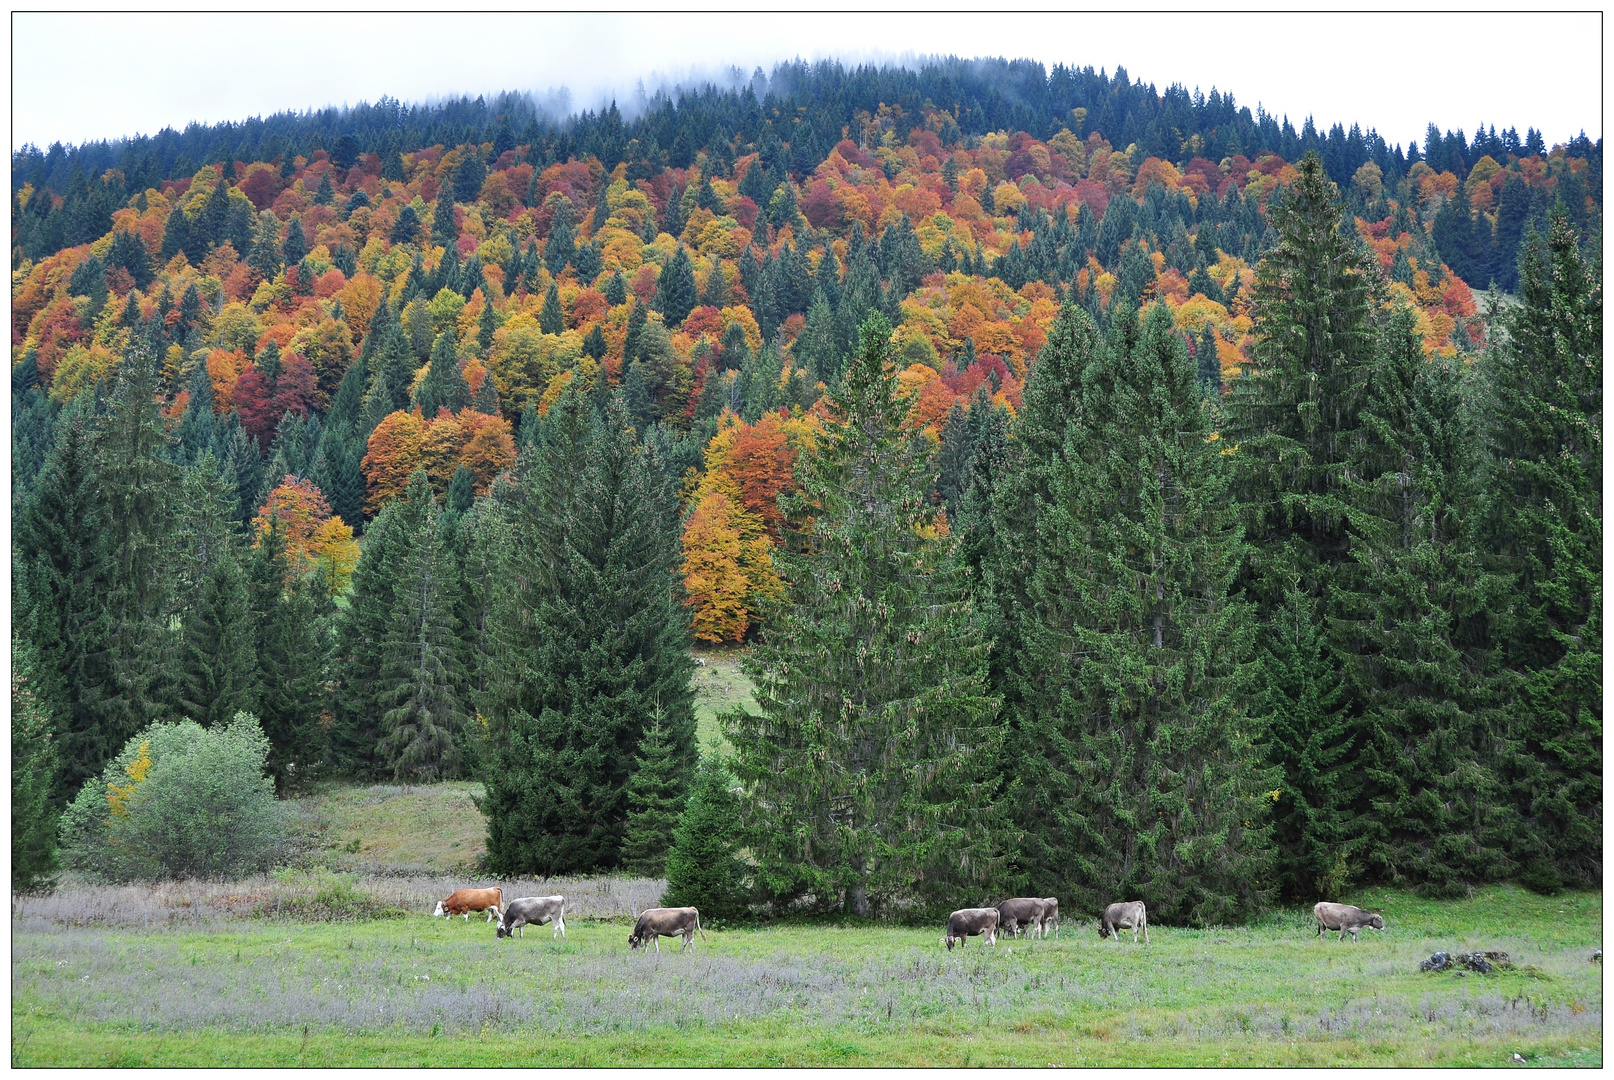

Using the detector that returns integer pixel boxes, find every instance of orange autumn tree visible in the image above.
[253,476,360,593]
[361,408,515,512]
[681,419,787,642]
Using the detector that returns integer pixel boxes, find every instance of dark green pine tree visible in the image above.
[796,288,839,385]
[281,218,309,266]
[582,323,608,361]
[160,204,192,263]
[481,390,696,875]
[477,299,499,355]
[934,400,973,517]
[15,399,117,800]
[654,245,698,328]
[364,299,418,423]
[11,637,61,892]
[618,712,690,877]
[332,497,408,777]
[175,364,218,464]
[698,256,730,308]
[604,269,628,307]
[1223,152,1378,895]
[1257,587,1356,900]
[661,754,748,920]
[432,181,458,249]
[247,512,329,791]
[1333,303,1504,896]
[623,300,647,365]
[726,315,1009,918]
[539,281,565,335]
[1009,303,1276,925]
[172,455,259,728]
[1473,210,1602,891]
[378,471,467,781]
[416,332,472,417]
[95,341,182,754]
[544,198,577,274]
[621,360,653,432]
[247,211,284,282]
[211,410,265,528]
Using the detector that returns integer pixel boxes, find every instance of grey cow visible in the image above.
[1040,897,1060,937]
[496,895,566,940]
[628,907,707,952]
[1099,900,1149,943]
[996,897,1052,940]
[1313,902,1385,941]
[943,908,1000,950]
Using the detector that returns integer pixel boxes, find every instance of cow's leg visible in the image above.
[654,935,660,953]
[1142,919,1149,944]
[555,913,565,939]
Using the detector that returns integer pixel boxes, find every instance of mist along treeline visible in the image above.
[9,63,1599,917]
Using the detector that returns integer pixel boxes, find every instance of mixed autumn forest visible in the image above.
[10,58,1601,921]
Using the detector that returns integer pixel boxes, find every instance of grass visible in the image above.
[12,885,1601,1067]
[691,643,756,755]
[291,780,488,874]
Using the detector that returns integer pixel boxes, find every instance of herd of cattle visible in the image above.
[434,886,1387,952]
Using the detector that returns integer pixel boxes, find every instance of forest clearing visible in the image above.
[11,877,1602,1068]
[13,779,1602,1067]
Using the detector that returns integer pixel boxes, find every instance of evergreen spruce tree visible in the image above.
[619,713,690,877]
[281,219,309,266]
[15,401,117,798]
[173,456,259,727]
[539,281,565,335]
[1331,303,1504,895]
[654,245,698,328]
[1474,210,1602,889]
[544,198,577,274]
[1223,152,1378,896]
[1009,303,1276,924]
[378,471,466,780]
[416,332,471,417]
[726,315,1008,917]
[95,341,182,761]
[332,498,406,777]
[662,755,747,919]
[480,390,695,874]
[432,182,458,249]
[247,513,328,790]
[11,638,61,891]
[934,400,972,517]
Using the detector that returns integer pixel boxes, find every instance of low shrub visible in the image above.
[258,867,407,921]
[59,713,289,882]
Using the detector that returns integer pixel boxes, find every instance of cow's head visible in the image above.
[1097,922,1111,939]
[1367,914,1386,931]
[433,900,445,918]
[628,930,644,950]
[496,919,511,939]
[943,934,956,951]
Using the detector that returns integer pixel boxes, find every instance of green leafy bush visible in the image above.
[260,866,408,921]
[59,713,288,881]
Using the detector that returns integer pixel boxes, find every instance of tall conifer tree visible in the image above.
[726,316,1008,917]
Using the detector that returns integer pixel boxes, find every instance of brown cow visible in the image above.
[434,887,502,922]
[1099,900,1148,943]
[996,897,1052,940]
[1313,902,1385,941]
[943,908,1000,950]
[628,907,707,952]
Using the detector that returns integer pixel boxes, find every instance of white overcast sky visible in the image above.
[11,12,1603,153]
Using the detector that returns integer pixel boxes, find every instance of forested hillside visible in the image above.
[12,57,1601,912]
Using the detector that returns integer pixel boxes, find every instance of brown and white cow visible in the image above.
[996,897,1052,940]
[1099,900,1148,943]
[434,886,502,922]
[1313,902,1385,942]
[628,907,706,952]
[943,908,1000,950]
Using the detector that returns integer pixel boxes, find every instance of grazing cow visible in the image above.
[1313,902,1385,942]
[1099,901,1148,943]
[496,895,566,940]
[943,908,1000,950]
[628,907,706,952]
[1041,898,1060,937]
[433,887,502,922]
[996,897,1052,940]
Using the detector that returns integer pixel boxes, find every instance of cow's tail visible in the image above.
[696,911,707,941]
